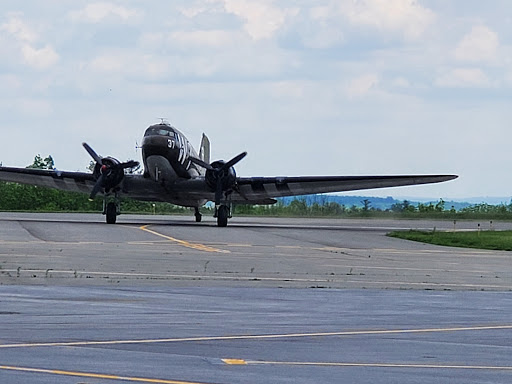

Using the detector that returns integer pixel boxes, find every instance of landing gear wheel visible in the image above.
[106,202,117,224]
[217,205,229,227]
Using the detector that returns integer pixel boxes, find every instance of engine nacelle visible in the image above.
[205,160,237,191]
[93,156,125,193]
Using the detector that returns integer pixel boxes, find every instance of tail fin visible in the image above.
[199,133,210,164]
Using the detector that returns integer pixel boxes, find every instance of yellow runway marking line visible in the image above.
[2,325,512,349]
[226,360,512,371]
[221,359,247,365]
[139,225,229,253]
[0,365,210,384]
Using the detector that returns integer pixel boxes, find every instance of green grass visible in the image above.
[388,230,512,251]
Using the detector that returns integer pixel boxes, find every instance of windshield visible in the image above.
[144,124,176,137]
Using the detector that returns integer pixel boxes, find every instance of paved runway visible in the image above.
[1,212,512,290]
[1,213,512,383]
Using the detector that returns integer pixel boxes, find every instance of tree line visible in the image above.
[2,181,512,219]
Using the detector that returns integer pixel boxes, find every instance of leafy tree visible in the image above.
[361,199,372,212]
[27,154,54,170]
[87,160,96,172]
[289,198,308,215]
[391,200,415,213]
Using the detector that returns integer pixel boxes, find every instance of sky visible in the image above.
[1,0,511,200]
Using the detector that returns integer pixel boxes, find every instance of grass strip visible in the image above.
[388,230,512,251]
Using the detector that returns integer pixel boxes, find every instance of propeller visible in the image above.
[83,142,139,200]
[223,152,247,170]
[190,152,247,205]
[83,142,102,165]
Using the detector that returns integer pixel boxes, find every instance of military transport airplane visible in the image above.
[0,122,457,227]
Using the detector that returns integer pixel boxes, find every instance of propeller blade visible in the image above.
[222,152,247,171]
[83,143,103,165]
[189,157,214,171]
[89,173,105,200]
[116,160,140,170]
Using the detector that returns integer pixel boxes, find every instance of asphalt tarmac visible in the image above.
[1,213,512,383]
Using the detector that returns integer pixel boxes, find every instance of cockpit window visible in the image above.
[144,125,176,137]
[156,129,173,136]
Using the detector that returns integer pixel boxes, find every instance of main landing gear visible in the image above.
[103,194,120,224]
[214,204,230,227]
[193,205,230,227]
[194,207,202,222]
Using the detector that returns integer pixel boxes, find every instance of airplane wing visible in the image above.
[164,174,457,205]
[0,166,457,206]
[0,166,96,193]
[0,166,170,201]
[231,175,458,203]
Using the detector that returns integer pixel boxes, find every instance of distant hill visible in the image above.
[278,195,473,211]
[396,196,512,205]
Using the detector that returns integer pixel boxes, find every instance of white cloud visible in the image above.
[179,5,209,19]
[339,0,436,40]
[287,0,435,50]
[454,25,499,64]
[68,2,140,23]
[392,77,410,88]
[179,1,222,18]
[1,14,37,42]
[170,30,238,48]
[435,68,491,88]
[21,44,59,69]
[0,14,58,70]
[300,6,345,49]
[221,0,297,40]
[347,74,379,98]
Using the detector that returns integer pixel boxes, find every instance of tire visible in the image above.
[106,202,117,224]
[217,205,229,227]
